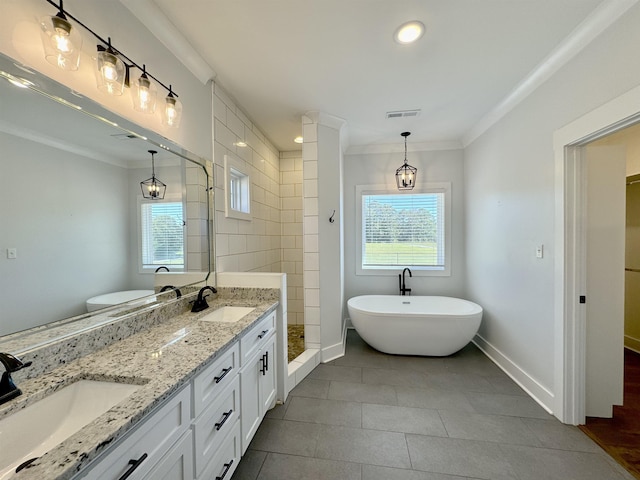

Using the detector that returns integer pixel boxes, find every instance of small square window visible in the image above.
[224,154,251,221]
[139,197,185,271]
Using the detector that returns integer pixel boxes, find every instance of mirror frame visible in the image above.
[0,51,215,353]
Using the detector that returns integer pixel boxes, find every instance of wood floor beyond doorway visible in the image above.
[580,349,640,479]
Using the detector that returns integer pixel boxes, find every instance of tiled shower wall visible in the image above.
[280,151,304,325]
[213,83,282,273]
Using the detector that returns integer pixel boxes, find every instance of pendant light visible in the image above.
[133,64,157,113]
[39,0,82,71]
[395,132,417,190]
[140,150,167,200]
[96,38,126,96]
[162,85,182,128]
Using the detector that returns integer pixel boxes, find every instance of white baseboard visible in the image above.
[473,334,554,415]
[322,323,347,363]
[624,335,640,354]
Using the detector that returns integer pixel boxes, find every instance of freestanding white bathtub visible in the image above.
[347,295,483,356]
[86,290,156,312]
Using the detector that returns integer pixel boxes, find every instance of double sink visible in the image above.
[0,305,255,479]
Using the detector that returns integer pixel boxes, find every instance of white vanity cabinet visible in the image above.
[239,311,277,453]
[78,385,192,480]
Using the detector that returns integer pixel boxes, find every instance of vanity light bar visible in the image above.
[41,0,182,127]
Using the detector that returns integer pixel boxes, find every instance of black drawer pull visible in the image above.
[259,355,266,375]
[215,409,233,431]
[257,329,270,339]
[214,366,232,383]
[118,453,148,480]
[264,350,269,372]
[215,459,234,480]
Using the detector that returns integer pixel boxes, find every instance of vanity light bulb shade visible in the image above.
[162,95,182,128]
[133,74,157,114]
[96,49,125,96]
[39,15,82,71]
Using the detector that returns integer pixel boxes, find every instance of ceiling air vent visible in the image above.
[386,109,421,119]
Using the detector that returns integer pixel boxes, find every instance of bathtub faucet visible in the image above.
[399,268,412,296]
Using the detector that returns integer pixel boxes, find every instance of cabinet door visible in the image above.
[259,335,277,414]
[239,353,261,454]
[142,430,193,480]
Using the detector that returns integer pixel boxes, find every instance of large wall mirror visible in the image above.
[0,51,214,349]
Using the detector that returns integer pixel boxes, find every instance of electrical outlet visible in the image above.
[536,245,544,259]
[7,248,17,259]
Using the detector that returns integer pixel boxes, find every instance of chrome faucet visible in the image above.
[0,352,32,405]
[191,286,217,312]
[399,268,412,296]
[160,285,182,298]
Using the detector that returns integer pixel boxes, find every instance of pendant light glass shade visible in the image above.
[96,40,125,96]
[133,65,157,113]
[140,150,166,200]
[162,87,182,128]
[395,131,417,190]
[39,2,82,71]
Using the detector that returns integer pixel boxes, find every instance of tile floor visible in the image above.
[232,330,635,480]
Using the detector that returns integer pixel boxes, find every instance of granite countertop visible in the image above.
[1,294,279,480]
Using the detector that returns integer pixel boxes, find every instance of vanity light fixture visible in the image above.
[394,21,425,45]
[96,38,126,96]
[162,86,182,128]
[133,64,157,113]
[39,0,82,71]
[294,136,304,144]
[395,131,417,190]
[39,1,182,123]
[140,150,167,200]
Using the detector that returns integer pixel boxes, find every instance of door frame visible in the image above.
[554,84,640,424]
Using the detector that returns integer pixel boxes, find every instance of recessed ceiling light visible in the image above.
[394,21,425,44]
[294,136,303,144]
[234,141,248,148]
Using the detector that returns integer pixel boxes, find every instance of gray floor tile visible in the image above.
[396,386,476,412]
[316,425,411,468]
[500,444,632,480]
[328,380,397,405]
[333,350,392,369]
[438,410,541,446]
[466,391,552,419]
[406,435,519,480]
[362,464,484,480]
[519,418,602,452]
[362,367,430,388]
[362,403,447,437]
[256,453,362,480]
[284,396,362,427]
[249,419,320,456]
[484,375,528,396]
[264,398,290,420]
[289,377,330,399]
[427,373,497,393]
[386,355,450,374]
[231,449,267,480]
[308,364,363,383]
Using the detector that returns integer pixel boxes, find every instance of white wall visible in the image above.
[464,3,640,409]
[213,83,281,274]
[0,133,130,334]
[279,151,304,325]
[344,148,466,302]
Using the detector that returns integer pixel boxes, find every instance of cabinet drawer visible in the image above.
[142,430,194,480]
[239,311,275,367]
[198,421,241,480]
[194,376,240,476]
[193,342,239,418]
[80,385,191,480]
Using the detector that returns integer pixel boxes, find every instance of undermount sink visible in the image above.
[0,379,141,480]
[199,306,255,323]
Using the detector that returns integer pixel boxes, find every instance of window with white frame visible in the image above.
[140,198,185,271]
[224,154,251,221]
[356,183,451,275]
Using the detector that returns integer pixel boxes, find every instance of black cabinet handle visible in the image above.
[215,459,234,480]
[214,366,232,383]
[259,355,266,375]
[257,329,269,339]
[264,350,269,372]
[215,409,233,431]
[118,453,147,480]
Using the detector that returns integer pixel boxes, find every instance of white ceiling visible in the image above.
[130,0,612,152]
